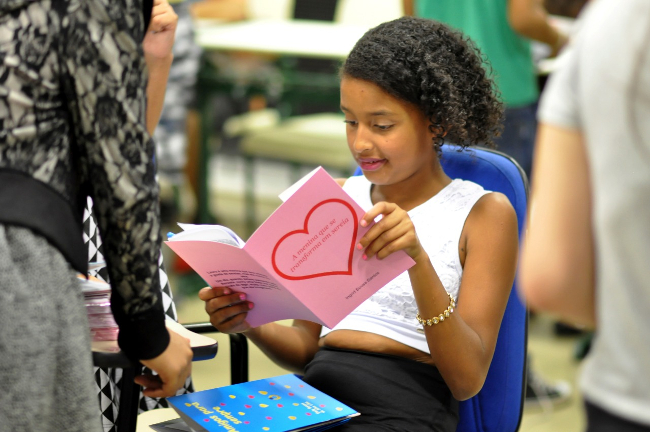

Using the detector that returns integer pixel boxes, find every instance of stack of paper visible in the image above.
[78,272,118,341]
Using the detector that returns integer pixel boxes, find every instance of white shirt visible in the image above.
[321,175,489,354]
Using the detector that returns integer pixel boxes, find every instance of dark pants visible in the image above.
[303,347,458,432]
[586,400,650,432]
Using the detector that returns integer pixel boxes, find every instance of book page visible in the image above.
[277,166,320,202]
[243,168,415,328]
[164,168,414,329]
[170,223,245,248]
[164,240,321,327]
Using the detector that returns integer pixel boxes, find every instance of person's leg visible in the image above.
[0,225,101,432]
[524,355,572,410]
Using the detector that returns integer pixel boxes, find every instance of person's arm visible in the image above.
[144,0,178,134]
[508,0,569,56]
[244,320,322,373]
[519,123,595,327]
[137,1,194,398]
[402,0,414,17]
[65,1,191,397]
[358,193,518,400]
[198,286,322,373]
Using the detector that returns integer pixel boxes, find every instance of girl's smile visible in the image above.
[357,157,386,171]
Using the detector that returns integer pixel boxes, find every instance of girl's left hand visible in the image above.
[357,201,426,262]
[143,0,178,60]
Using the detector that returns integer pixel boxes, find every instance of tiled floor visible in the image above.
[157,153,588,431]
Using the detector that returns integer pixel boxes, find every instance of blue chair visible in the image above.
[440,144,528,432]
[352,144,528,432]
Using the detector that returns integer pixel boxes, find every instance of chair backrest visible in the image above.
[353,144,528,432]
[441,145,528,432]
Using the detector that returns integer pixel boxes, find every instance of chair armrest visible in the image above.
[182,322,249,384]
[183,322,219,334]
[92,321,219,368]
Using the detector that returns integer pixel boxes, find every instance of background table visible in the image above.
[195,18,370,59]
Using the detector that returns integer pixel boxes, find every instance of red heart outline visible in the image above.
[272,199,358,281]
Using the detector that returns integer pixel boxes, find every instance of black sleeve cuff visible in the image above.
[116,306,170,362]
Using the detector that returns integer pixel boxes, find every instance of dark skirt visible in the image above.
[303,347,459,432]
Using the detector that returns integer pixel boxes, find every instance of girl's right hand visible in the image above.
[358,201,426,263]
[198,286,253,333]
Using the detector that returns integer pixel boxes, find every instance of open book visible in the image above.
[165,167,415,328]
[151,374,359,432]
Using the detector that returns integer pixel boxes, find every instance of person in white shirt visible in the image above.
[520,0,650,430]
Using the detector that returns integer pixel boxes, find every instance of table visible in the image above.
[193,19,371,224]
[195,18,371,59]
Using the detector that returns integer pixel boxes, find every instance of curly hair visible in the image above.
[341,16,504,149]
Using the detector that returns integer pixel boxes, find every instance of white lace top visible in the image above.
[320,175,490,353]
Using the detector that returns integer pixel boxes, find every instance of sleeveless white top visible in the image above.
[321,175,490,354]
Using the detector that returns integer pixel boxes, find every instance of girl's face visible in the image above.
[340,77,438,190]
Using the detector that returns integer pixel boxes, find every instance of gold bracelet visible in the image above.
[416,293,456,326]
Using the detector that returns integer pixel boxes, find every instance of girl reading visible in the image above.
[199,16,518,431]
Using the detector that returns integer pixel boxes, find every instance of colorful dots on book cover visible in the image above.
[166,374,359,432]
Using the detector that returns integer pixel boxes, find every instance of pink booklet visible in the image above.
[165,167,415,328]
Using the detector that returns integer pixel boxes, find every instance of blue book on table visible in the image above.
[157,374,359,432]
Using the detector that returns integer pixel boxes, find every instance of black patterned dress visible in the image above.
[0,0,191,430]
